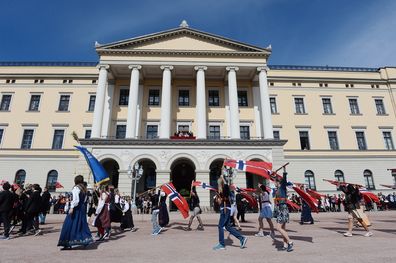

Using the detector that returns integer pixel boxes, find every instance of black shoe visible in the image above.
[299,222,304,225]
[310,221,314,225]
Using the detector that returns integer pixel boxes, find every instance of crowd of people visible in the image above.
[1,173,395,251]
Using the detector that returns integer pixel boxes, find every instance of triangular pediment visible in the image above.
[96,27,270,54]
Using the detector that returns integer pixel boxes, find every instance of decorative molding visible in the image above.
[226,66,239,71]
[128,65,142,70]
[295,125,311,129]
[21,123,39,127]
[97,64,110,70]
[324,125,339,129]
[51,124,69,128]
[351,126,367,130]
[160,65,174,71]
[268,65,378,72]
[378,126,393,130]
[194,66,208,71]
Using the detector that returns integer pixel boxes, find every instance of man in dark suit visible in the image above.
[23,184,42,235]
[39,187,51,224]
[0,182,14,240]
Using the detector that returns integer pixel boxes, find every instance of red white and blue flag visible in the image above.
[223,159,272,179]
[192,181,217,192]
[161,183,189,219]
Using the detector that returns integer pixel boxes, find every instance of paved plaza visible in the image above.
[1,211,395,263]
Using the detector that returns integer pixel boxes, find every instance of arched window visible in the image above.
[392,169,396,185]
[363,170,375,190]
[14,169,26,186]
[304,170,316,190]
[46,170,58,192]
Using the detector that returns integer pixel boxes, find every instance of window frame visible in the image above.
[304,170,316,190]
[299,130,311,150]
[322,97,333,114]
[148,89,160,106]
[88,95,96,112]
[382,131,395,150]
[240,125,250,140]
[146,124,159,139]
[115,124,127,139]
[178,89,190,107]
[46,170,58,192]
[14,169,26,187]
[294,97,306,114]
[0,128,4,147]
[355,131,367,150]
[237,90,248,107]
[52,129,65,149]
[21,128,35,149]
[0,94,13,111]
[270,97,278,114]
[58,94,71,112]
[84,129,92,139]
[375,99,386,115]
[328,130,339,150]
[363,169,375,190]
[28,94,42,112]
[349,98,360,115]
[208,89,220,107]
[208,124,221,140]
[119,89,129,106]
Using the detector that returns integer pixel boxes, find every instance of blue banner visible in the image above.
[75,146,109,185]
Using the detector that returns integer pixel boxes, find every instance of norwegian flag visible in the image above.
[360,188,380,204]
[192,181,217,192]
[223,159,272,179]
[161,183,189,219]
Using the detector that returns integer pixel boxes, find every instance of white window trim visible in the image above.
[148,87,161,107]
[177,86,192,107]
[380,129,394,150]
[0,125,6,148]
[58,93,72,112]
[293,96,307,114]
[28,93,43,112]
[326,129,340,150]
[0,93,14,111]
[353,129,367,149]
[84,128,92,139]
[52,128,66,149]
[207,87,221,107]
[176,121,192,132]
[20,127,36,149]
[118,86,129,106]
[145,122,160,138]
[273,129,281,139]
[297,128,311,150]
[237,87,249,107]
[208,121,223,138]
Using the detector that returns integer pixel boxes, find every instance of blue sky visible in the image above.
[1,0,395,67]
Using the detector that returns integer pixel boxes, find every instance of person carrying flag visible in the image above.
[272,171,294,252]
[184,187,204,231]
[213,176,247,251]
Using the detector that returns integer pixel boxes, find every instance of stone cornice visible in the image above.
[96,49,268,58]
[80,138,287,147]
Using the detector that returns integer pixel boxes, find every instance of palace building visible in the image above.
[1,21,396,208]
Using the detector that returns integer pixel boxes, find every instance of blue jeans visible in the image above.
[151,209,160,233]
[218,208,244,246]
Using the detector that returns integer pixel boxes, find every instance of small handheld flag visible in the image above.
[161,183,189,219]
[192,181,217,192]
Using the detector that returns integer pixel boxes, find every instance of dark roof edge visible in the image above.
[269,65,379,72]
[0,62,98,67]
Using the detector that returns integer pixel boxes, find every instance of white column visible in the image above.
[224,85,231,138]
[195,66,207,139]
[101,83,114,137]
[135,84,143,138]
[257,66,274,139]
[252,85,263,139]
[226,66,240,139]
[159,66,173,139]
[92,64,109,138]
[126,65,141,138]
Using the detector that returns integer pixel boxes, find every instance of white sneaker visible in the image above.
[364,232,373,237]
[343,232,352,237]
[255,232,265,237]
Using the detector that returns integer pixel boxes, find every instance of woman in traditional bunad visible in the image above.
[94,185,111,241]
[57,175,93,249]
[120,196,136,231]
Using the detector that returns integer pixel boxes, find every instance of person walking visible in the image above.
[0,182,14,240]
[58,175,93,249]
[213,176,247,250]
[39,187,51,224]
[255,183,275,238]
[340,184,372,237]
[94,185,112,240]
[184,187,204,231]
[272,171,294,252]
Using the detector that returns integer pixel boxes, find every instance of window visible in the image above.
[304,170,316,190]
[92,80,97,84]
[349,98,360,114]
[178,125,190,132]
[294,98,305,114]
[6,79,16,84]
[322,98,333,114]
[85,130,91,139]
[208,90,220,106]
[392,170,396,185]
[364,170,375,190]
[328,131,339,150]
[178,90,189,106]
[116,125,126,139]
[58,95,70,111]
[240,126,250,139]
[146,125,158,139]
[148,89,160,106]
[273,130,280,140]
[52,130,64,149]
[334,170,345,190]
[270,97,277,113]
[238,91,248,107]
[34,79,44,84]
[375,99,386,115]
[15,169,26,186]
[0,128,3,145]
[119,89,129,106]
[21,129,34,149]
[46,170,58,192]
[28,95,41,111]
[88,95,96,112]
[383,131,394,150]
[299,131,310,150]
[63,79,73,84]
[208,125,220,139]
[355,131,367,150]
[0,94,12,111]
